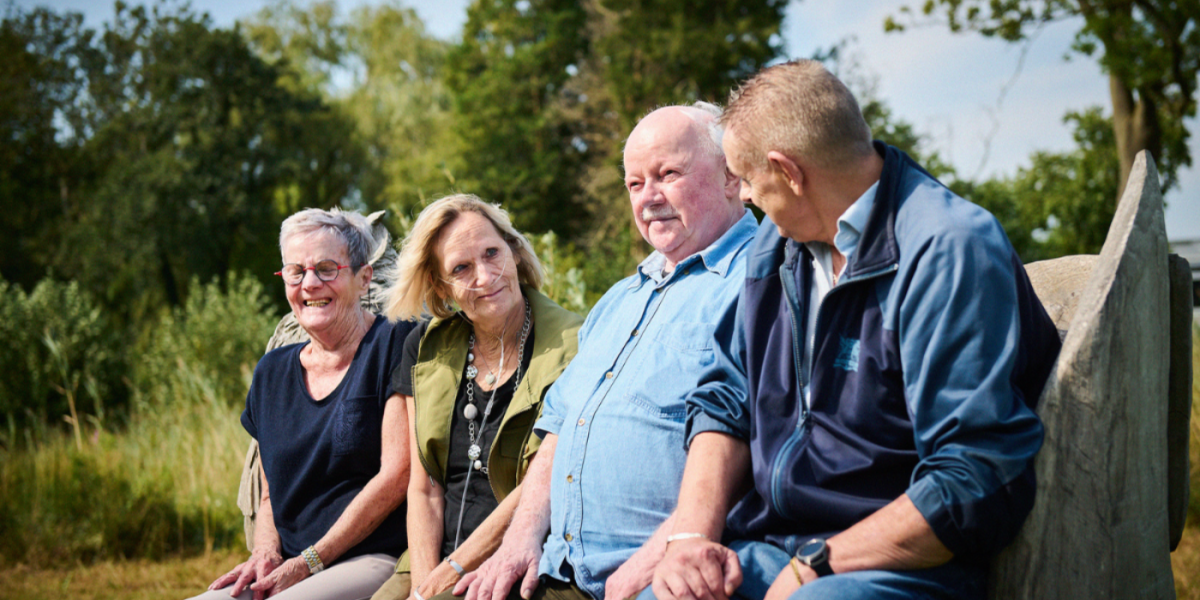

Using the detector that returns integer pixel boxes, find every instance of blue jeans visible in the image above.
[637,541,986,600]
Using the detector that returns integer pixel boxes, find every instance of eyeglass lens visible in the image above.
[280,260,343,284]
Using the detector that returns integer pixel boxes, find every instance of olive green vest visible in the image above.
[397,287,581,573]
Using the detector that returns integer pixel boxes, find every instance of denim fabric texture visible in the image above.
[532,210,757,600]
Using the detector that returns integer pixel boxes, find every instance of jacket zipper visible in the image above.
[768,257,899,519]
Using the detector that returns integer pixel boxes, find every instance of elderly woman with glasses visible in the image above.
[192,208,415,600]
[368,194,582,600]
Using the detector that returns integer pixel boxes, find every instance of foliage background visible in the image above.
[0,0,1197,597]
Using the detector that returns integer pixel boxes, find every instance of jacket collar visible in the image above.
[822,142,942,281]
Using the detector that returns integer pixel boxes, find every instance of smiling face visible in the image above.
[623,108,741,268]
[434,211,524,328]
[282,230,371,338]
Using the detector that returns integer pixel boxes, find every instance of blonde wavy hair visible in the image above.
[384,194,544,321]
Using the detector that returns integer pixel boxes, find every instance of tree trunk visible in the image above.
[1109,74,1161,202]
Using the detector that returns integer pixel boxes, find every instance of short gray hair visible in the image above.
[721,59,873,171]
[279,207,377,271]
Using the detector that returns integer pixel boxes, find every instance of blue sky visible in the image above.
[22,0,1200,241]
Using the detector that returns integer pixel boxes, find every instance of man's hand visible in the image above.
[762,561,807,600]
[604,542,661,600]
[652,538,741,600]
[249,556,309,598]
[208,548,283,599]
[455,540,542,600]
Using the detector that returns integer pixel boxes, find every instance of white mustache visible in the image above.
[641,205,678,222]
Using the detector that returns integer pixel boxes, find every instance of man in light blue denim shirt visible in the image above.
[449,103,756,600]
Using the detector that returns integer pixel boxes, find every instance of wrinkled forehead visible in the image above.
[435,212,506,260]
[283,229,349,263]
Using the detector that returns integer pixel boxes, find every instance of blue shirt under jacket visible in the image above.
[533,210,757,600]
[689,142,1061,560]
[242,315,415,562]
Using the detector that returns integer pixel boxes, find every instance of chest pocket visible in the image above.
[333,395,382,457]
[628,322,718,410]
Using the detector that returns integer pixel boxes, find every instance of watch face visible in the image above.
[798,539,827,561]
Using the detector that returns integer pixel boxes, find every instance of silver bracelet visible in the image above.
[666,532,709,544]
[413,588,427,600]
[445,557,466,576]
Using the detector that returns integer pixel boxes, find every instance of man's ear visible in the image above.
[767,150,804,196]
[723,162,741,200]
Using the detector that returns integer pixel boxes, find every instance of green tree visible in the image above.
[445,0,591,235]
[243,0,457,219]
[0,8,97,290]
[957,107,1119,261]
[50,2,358,324]
[885,0,1199,197]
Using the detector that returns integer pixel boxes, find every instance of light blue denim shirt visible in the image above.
[533,209,757,599]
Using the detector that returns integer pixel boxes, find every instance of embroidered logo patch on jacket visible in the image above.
[834,336,860,372]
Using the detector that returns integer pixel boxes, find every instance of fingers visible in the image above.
[455,571,479,597]
[210,563,245,591]
[489,567,521,600]
[518,562,540,600]
[249,575,274,600]
[231,564,257,597]
[721,549,742,597]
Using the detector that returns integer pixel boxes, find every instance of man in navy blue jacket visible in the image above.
[650,60,1061,600]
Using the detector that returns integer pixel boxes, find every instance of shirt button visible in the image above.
[605,371,613,379]
[565,533,573,541]
[566,474,574,483]
[577,418,586,426]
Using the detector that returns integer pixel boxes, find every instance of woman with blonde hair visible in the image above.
[371,194,582,600]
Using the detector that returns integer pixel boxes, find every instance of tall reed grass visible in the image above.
[0,273,276,566]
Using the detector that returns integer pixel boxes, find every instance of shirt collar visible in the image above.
[634,209,757,287]
[831,180,879,260]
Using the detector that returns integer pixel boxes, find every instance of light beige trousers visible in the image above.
[188,553,396,600]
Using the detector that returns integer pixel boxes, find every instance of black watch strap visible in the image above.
[796,538,834,577]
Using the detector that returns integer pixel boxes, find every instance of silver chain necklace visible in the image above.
[452,297,531,550]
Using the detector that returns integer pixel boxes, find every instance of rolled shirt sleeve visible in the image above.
[898,221,1045,558]
[684,290,750,447]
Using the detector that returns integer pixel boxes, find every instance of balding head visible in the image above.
[622,103,743,270]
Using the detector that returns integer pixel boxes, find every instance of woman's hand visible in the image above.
[208,547,283,598]
[415,561,463,599]
[250,556,311,598]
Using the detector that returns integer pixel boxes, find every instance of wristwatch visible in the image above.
[795,538,833,577]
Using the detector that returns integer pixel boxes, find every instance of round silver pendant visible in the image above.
[485,373,497,385]
[473,460,483,470]
[468,444,482,460]
[464,403,478,420]
[466,365,478,379]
